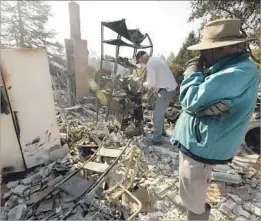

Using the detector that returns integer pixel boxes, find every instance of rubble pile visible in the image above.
[53,89,70,108]
[53,96,260,221]
[1,83,260,220]
[1,157,130,220]
[1,127,134,220]
[130,136,261,221]
[56,103,104,124]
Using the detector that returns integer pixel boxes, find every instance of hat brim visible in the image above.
[187,38,255,51]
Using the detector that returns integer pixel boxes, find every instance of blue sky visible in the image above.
[48,1,201,58]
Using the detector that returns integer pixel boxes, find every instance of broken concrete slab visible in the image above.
[222,199,238,211]
[213,165,231,173]
[49,144,70,162]
[30,184,42,193]
[236,215,249,220]
[154,183,174,198]
[6,180,19,189]
[255,192,261,201]
[60,191,78,203]
[228,193,243,205]
[60,175,94,198]
[39,162,56,178]
[21,172,42,185]
[233,205,251,219]
[211,171,242,184]
[219,203,237,219]
[47,175,63,188]
[36,198,53,214]
[3,190,12,200]
[243,202,261,217]
[236,186,251,201]
[250,214,259,220]
[8,204,27,220]
[250,178,258,188]
[61,201,75,209]
[11,185,30,196]
[233,154,260,164]
[29,188,50,204]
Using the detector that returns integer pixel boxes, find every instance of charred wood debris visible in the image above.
[1,77,260,221]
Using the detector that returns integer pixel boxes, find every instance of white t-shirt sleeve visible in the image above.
[146,62,157,88]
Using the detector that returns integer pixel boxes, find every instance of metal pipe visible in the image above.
[105,34,121,121]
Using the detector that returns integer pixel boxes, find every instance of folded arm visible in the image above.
[180,67,253,115]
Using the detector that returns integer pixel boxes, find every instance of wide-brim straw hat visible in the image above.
[188,19,255,51]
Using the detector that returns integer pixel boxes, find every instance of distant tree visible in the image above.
[188,0,260,63]
[172,31,200,67]
[167,52,175,65]
[0,0,65,74]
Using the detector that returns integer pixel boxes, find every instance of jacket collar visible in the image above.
[205,51,250,76]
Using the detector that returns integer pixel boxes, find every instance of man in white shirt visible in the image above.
[136,51,178,144]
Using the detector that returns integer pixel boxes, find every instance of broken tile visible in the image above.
[211,171,242,184]
[47,175,63,188]
[36,198,53,214]
[219,203,237,219]
[60,175,94,198]
[6,181,19,189]
[234,154,259,164]
[11,185,30,196]
[228,193,243,205]
[243,202,261,217]
[60,191,77,203]
[236,215,249,220]
[21,172,42,185]
[213,165,231,173]
[233,205,251,219]
[250,178,258,188]
[61,201,75,209]
[250,214,259,220]
[39,162,56,178]
[29,188,50,204]
[226,185,232,193]
[236,186,251,200]
[222,199,238,211]
[49,144,69,162]
[8,204,27,220]
[30,184,42,193]
[154,183,174,198]
[3,190,12,199]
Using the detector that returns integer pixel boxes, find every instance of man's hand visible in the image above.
[183,56,205,76]
[196,102,231,117]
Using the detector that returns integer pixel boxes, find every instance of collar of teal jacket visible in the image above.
[204,51,250,76]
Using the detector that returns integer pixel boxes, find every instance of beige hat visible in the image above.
[188,19,255,51]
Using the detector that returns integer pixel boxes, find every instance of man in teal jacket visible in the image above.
[171,19,260,220]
